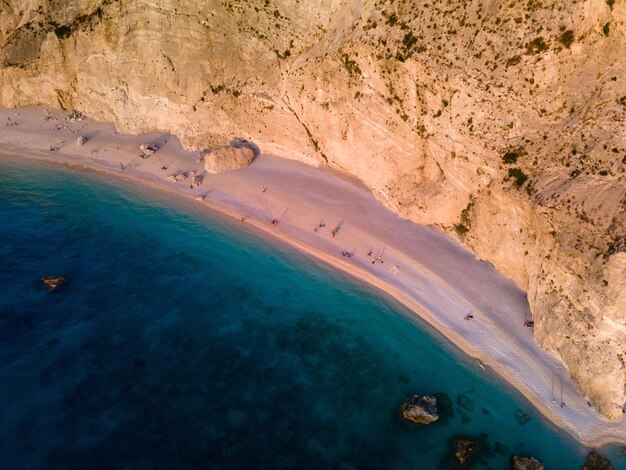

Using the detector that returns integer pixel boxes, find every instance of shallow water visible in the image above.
[0,158,623,469]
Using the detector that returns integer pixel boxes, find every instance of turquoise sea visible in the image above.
[0,158,623,469]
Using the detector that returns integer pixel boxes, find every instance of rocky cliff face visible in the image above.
[1,0,624,418]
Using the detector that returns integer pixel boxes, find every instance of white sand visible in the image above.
[1,106,624,447]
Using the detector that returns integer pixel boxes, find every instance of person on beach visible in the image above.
[271,219,278,225]
[262,186,268,193]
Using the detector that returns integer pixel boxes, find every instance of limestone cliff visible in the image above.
[1,0,624,418]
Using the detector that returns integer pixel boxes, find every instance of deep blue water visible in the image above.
[0,158,623,469]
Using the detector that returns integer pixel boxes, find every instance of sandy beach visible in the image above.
[1,106,624,448]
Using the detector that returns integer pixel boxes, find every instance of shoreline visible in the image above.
[1,106,625,448]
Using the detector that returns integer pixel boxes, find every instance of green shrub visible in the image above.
[54,25,72,38]
[526,37,549,54]
[454,224,469,236]
[559,30,575,48]
[386,13,398,26]
[502,151,519,164]
[402,32,418,50]
[342,54,362,77]
[506,55,522,67]
[603,23,610,36]
[508,168,528,187]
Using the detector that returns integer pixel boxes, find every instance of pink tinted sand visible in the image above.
[1,106,624,447]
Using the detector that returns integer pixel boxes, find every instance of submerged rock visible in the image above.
[512,455,544,470]
[454,438,478,466]
[582,451,613,470]
[76,135,86,146]
[457,393,475,411]
[202,146,255,173]
[514,409,531,425]
[41,276,65,292]
[400,395,439,425]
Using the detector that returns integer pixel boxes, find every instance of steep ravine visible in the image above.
[1,0,624,419]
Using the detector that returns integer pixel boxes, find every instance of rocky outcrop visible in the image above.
[400,395,439,425]
[1,0,624,418]
[454,438,478,466]
[512,456,544,470]
[166,170,203,188]
[41,276,65,292]
[582,451,613,470]
[139,143,157,158]
[202,146,255,173]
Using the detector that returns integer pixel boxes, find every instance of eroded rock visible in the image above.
[582,451,613,470]
[139,143,157,158]
[41,276,65,292]
[400,395,439,425]
[166,170,204,188]
[65,110,84,122]
[202,146,255,173]
[512,455,544,470]
[454,438,478,466]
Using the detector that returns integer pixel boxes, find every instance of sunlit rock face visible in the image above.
[1,0,624,418]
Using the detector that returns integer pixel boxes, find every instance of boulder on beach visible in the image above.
[41,276,65,292]
[512,455,544,470]
[65,110,85,122]
[400,395,439,425]
[139,143,158,158]
[202,146,255,173]
[166,170,204,188]
[514,408,531,425]
[454,438,478,466]
[582,451,613,470]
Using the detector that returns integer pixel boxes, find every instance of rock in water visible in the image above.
[400,395,439,425]
[582,451,613,470]
[76,135,86,146]
[454,438,478,466]
[514,409,531,425]
[41,276,65,292]
[513,456,544,470]
[202,146,255,173]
